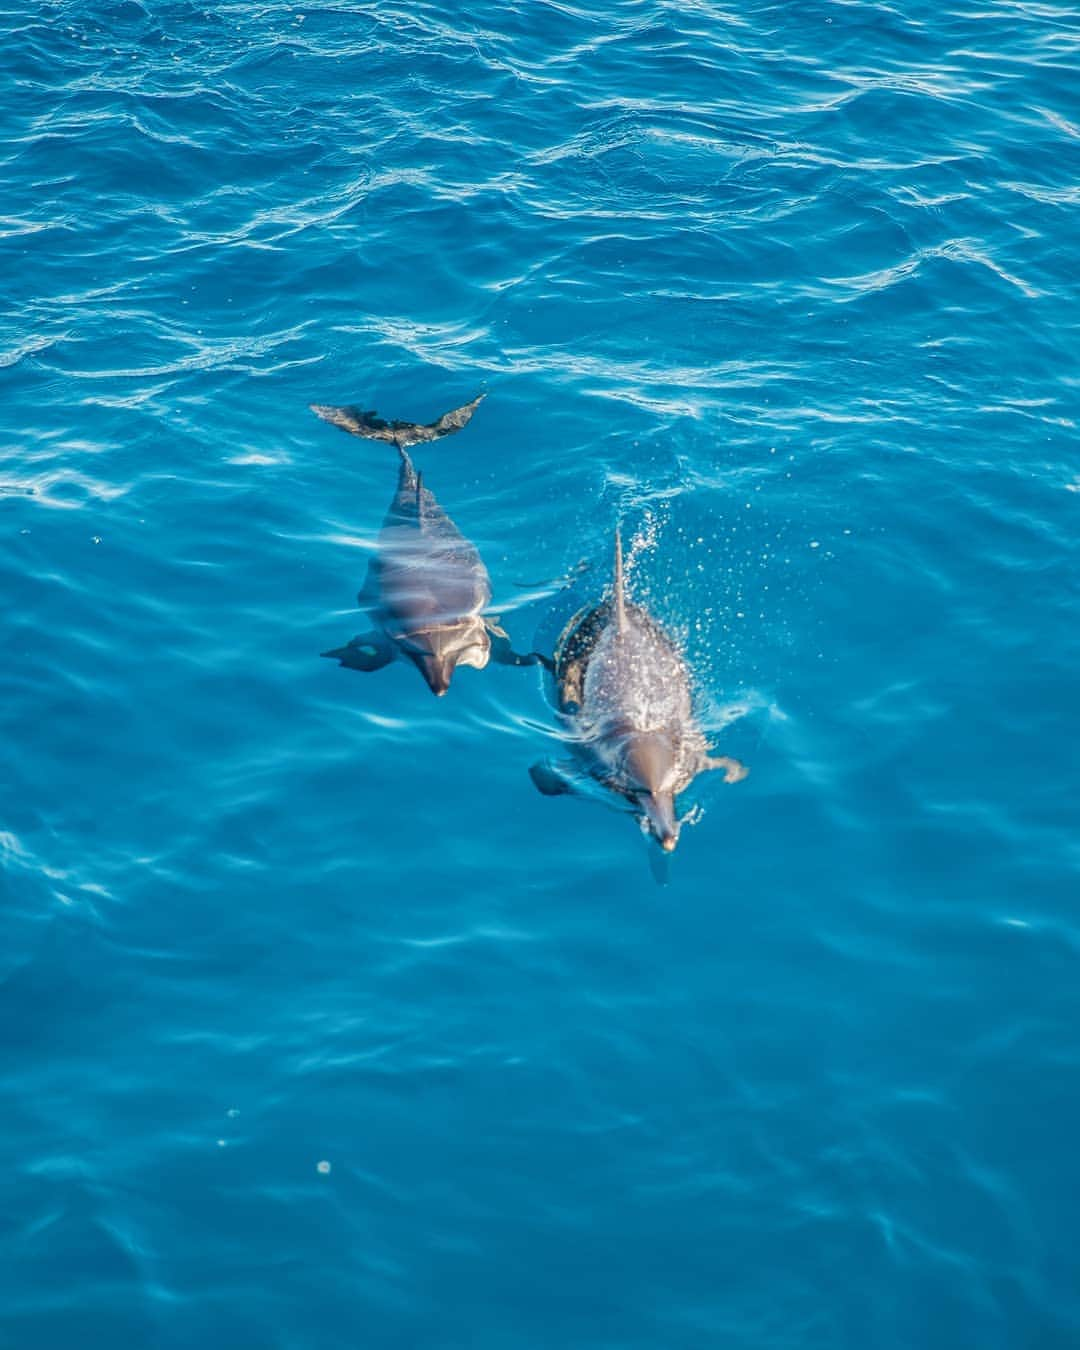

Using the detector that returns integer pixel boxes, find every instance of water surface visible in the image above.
[3,1,1080,1346]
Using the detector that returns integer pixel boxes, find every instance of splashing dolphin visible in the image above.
[530,528,748,850]
[312,395,536,696]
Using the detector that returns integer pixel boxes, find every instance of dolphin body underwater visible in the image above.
[312,395,536,696]
[530,530,749,851]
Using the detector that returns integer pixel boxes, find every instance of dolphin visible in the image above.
[530,528,748,851]
[312,394,536,696]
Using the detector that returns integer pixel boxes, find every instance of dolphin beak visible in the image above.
[419,655,453,697]
[643,791,679,852]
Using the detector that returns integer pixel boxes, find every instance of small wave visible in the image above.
[822,237,1043,301]
[0,334,64,368]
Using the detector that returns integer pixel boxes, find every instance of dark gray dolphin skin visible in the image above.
[530,529,748,851]
[312,394,536,696]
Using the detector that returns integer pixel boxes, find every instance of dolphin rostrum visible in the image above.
[530,528,748,850]
[312,394,536,696]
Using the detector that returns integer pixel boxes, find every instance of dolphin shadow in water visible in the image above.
[312,394,540,696]
[530,528,749,852]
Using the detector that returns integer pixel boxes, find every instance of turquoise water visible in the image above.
[4,1,1080,1345]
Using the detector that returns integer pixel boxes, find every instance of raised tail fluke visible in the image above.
[613,525,627,633]
[310,394,484,449]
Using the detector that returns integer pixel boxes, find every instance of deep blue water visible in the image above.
[4,0,1080,1345]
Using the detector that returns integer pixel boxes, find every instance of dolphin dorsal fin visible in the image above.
[614,526,626,633]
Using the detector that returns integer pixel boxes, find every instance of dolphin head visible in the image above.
[621,732,681,851]
[401,619,490,696]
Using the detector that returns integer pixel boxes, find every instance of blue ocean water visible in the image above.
[4,0,1080,1345]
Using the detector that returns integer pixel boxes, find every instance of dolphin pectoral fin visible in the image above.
[528,760,579,797]
[704,755,749,784]
[322,633,394,673]
[485,621,548,669]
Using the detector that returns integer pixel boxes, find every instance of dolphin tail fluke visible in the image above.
[310,395,485,450]
[428,394,485,438]
[613,525,627,633]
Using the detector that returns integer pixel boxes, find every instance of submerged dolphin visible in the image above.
[530,529,748,850]
[312,394,534,696]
